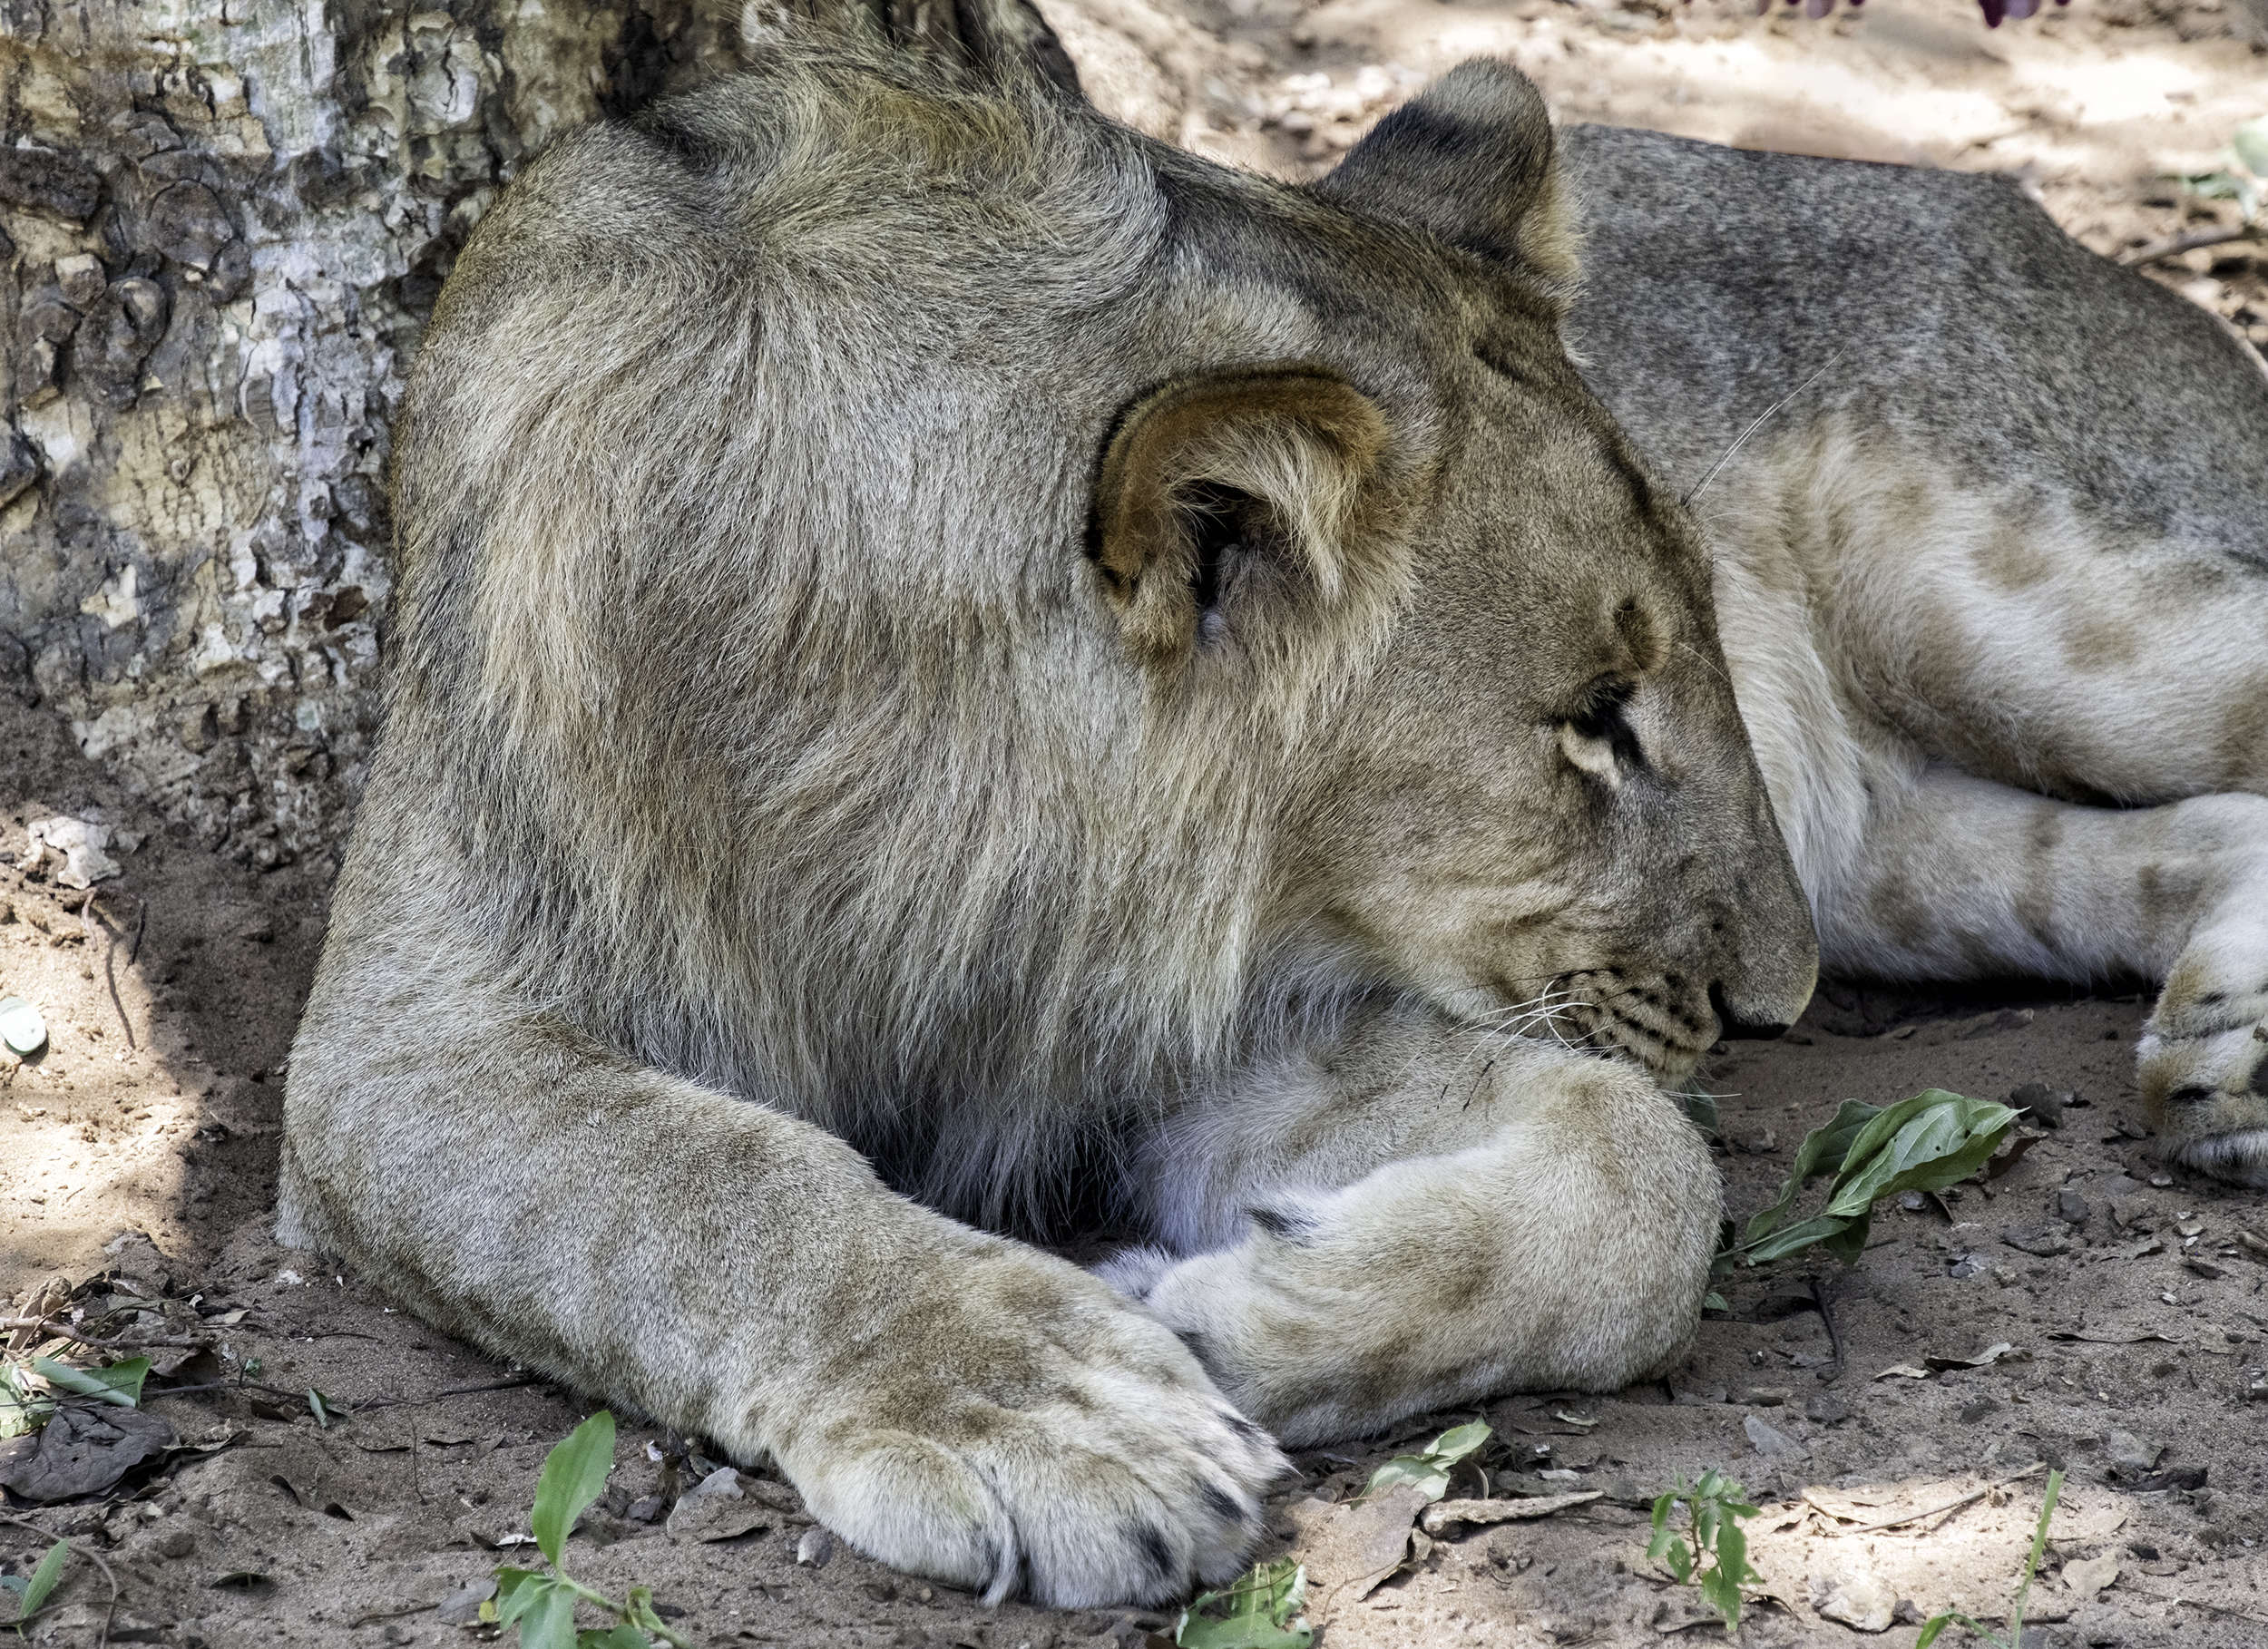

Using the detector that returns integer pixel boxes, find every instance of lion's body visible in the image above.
[279,30,2268,1611]
[1562,128,2268,1171]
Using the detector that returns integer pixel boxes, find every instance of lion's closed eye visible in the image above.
[1559,677,1640,784]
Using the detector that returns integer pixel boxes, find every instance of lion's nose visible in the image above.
[1708,981,1791,1041]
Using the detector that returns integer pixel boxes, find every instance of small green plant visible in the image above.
[1914,1468,2065,1648]
[2,1351,152,1439]
[2181,116,2268,226]
[1648,1469,1761,1632]
[1172,1557,1313,1649]
[1359,1421,1491,1503]
[486,1412,692,1649]
[3,1539,72,1638]
[1708,1089,2018,1301]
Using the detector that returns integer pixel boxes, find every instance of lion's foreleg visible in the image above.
[1814,764,2268,1183]
[1106,1018,1717,1445]
[279,983,1281,1607]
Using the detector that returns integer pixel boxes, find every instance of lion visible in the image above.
[277,26,1813,1609]
[276,6,2268,1614]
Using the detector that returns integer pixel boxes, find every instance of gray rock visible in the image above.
[2107,1431,2164,1473]
[1810,1556,1897,1632]
[795,1526,837,1568]
[1745,1414,1799,1455]
[2009,1081,2068,1128]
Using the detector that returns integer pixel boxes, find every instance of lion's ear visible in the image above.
[1310,60,1579,305]
[1090,369,1401,667]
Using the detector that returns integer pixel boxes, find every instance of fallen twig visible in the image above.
[1810,1462,2046,1538]
[0,1316,209,1351]
[0,1509,119,1649]
[348,1374,544,1413]
[1809,1273,1846,1383]
[2124,1586,2268,1625]
[1420,1490,1602,1537]
[90,893,139,1050]
[2116,226,2256,267]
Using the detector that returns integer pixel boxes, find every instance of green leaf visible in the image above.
[1360,1456,1448,1500]
[1701,1291,1728,1312]
[1661,1538,1693,1584]
[577,1629,651,1649]
[1176,1559,1313,1649]
[2009,1468,2065,1634]
[1916,1613,2003,1649]
[308,1389,332,1430]
[1359,1423,1491,1505]
[0,1363,55,1439]
[1823,1091,2016,1218]
[2233,115,2268,181]
[11,1540,70,1622]
[1821,1209,1873,1266]
[493,1569,551,1626]
[1739,1212,1854,1266]
[1678,1091,1721,1137]
[1428,1423,1491,1466]
[533,1412,617,1569]
[1744,1101,1881,1245]
[514,1579,580,1649]
[32,1354,151,1409]
[1699,1546,1744,1628]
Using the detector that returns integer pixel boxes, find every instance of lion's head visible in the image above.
[396,50,1815,1224]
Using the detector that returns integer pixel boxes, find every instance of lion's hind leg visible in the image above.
[1106,1010,1718,1445]
[1809,762,2268,1185]
[1731,418,2268,1184]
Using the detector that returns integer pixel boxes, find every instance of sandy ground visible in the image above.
[5,2,2267,1645]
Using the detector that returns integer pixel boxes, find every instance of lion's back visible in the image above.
[1559,125,2268,561]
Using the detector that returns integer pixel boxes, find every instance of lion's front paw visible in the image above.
[773,1240,1285,1609]
[2142,942,2268,1186]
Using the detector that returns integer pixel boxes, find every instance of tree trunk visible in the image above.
[0,0,1211,866]
[0,1,738,867]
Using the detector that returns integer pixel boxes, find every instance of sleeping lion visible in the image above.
[279,13,2268,1610]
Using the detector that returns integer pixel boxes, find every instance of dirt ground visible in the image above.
[5,2,2268,1645]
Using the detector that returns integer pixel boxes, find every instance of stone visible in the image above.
[0,145,103,220]
[795,1526,836,1567]
[72,278,171,408]
[2009,1081,2068,1128]
[1745,1414,1798,1455]
[2062,1553,2120,1602]
[26,815,122,888]
[664,1465,782,1544]
[2055,1188,2088,1224]
[0,432,40,509]
[2106,1431,2163,1472]
[1810,1556,1896,1632]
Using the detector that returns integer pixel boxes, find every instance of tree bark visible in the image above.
[0,0,1208,866]
[0,1,738,867]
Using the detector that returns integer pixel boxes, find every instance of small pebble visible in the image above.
[796,1527,836,1568]
[1745,1415,1797,1455]
[0,995,46,1058]
[2055,1189,2089,1224]
[2009,1082,2067,1128]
